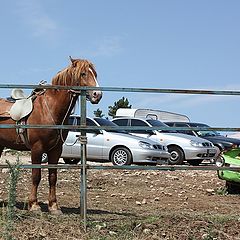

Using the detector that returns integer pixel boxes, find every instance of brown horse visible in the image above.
[0,58,102,214]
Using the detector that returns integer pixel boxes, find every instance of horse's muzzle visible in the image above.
[88,90,103,104]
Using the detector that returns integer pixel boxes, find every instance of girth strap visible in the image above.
[16,119,31,149]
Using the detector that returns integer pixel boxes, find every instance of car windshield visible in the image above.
[94,118,127,133]
[146,119,177,133]
[189,123,220,137]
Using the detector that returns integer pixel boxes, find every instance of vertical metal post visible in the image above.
[80,90,87,230]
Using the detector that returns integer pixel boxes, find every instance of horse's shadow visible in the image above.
[0,201,135,217]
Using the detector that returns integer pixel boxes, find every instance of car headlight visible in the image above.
[215,156,225,167]
[139,141,154,150]
[190,140,202,147]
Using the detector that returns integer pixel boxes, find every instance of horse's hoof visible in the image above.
[29,204,41,213]
[49,209,63,215]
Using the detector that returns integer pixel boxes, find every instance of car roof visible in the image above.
[113,116,159,121]
[165,121,209,126]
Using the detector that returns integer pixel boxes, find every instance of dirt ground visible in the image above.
[1,153,240,239]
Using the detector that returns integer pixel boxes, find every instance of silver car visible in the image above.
[61,116,170,166]
[112,117,217,165]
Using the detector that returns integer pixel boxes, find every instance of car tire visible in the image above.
[63,158,80,164]
[168,146,184,165]
[110,147,132,166]
[187,159,203,166]
[226,181,240,194]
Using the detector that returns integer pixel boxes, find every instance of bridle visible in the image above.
[68,66,98,98]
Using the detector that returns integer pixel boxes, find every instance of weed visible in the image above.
[1,158,21,240]
[216,186,228,195]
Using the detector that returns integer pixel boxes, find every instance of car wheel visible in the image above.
[168,146,184,165]
[187,159,203,166]
[63,158,80,164]
[110,147,132,166]
[226,181,240,194]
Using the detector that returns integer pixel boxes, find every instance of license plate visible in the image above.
[207,149,216,154]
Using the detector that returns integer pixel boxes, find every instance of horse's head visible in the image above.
[52,57,102,104]
[70,57,102,104]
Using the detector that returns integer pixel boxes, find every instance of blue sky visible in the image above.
[1,1,240,131]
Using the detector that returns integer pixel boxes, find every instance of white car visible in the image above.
[112,117,217,165]
[61,116,170,166]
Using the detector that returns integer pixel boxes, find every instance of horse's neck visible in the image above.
[44,89,78,124]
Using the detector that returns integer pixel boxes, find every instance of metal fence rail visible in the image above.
[0,83,239,230]
[1,164,240,171]
[1,84,240,95]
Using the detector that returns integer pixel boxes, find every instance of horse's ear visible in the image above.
[69,56,77,67]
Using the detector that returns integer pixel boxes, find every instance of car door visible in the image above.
[63,116,79,157]
[69,118,104,160]
[129,119,155,139]
[85,118,104,160]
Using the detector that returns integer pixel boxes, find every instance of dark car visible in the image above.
[165,122,240,156]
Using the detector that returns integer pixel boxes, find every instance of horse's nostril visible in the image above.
[91,91,102,102]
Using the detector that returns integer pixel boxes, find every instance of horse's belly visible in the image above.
[0,128,28,150]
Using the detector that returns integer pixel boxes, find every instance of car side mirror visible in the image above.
[87,129,102,135]
[146,130,155,135]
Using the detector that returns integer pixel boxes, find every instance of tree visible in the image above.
[108,97,132,117]
[93,108,104,118]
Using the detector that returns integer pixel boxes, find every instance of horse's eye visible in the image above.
[80,72,86,77]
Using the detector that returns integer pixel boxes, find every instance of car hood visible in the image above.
[203,135,240,145]
[159,132,212,143]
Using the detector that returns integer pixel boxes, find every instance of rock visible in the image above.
[206,189,215,195]
[109,231,117,236]
[2,168,10,173]
[143,228,151,234]
[95,223,106,230]
[136,201,142,205]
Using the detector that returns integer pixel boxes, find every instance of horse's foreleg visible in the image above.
[47,145,63,215]
[29,168,42,212]
[28,147,42,212]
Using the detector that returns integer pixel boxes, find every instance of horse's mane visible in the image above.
[51,59,97,86]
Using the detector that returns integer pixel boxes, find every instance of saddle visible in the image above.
[9,89,33,121]
[0,81,47,121]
